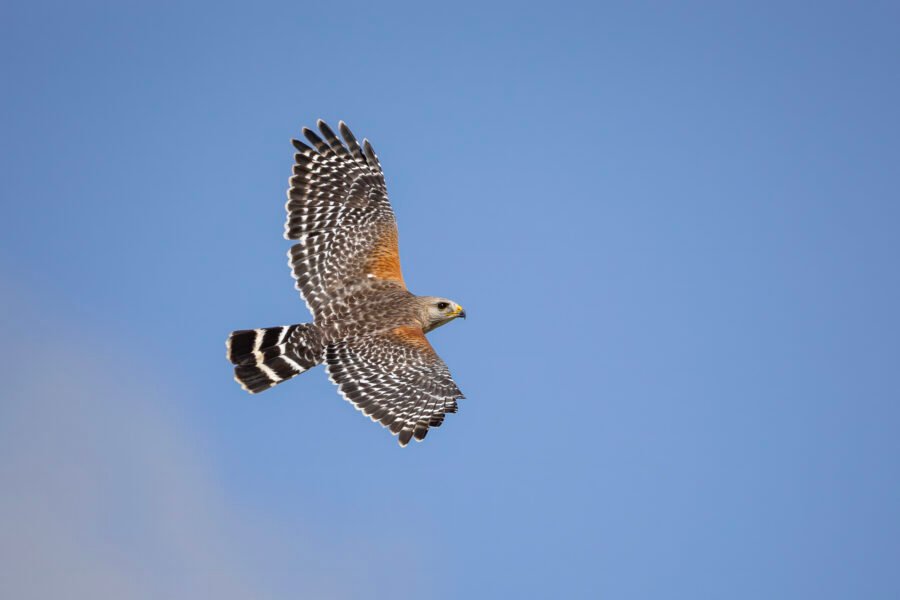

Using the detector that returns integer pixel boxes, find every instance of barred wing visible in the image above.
[325,327,465,446]
[285,120,405,317]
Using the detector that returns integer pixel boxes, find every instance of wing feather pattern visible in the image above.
[325,328,464,446]
[285,120,405,317]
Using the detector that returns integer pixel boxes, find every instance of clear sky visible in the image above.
[2,1,899,598]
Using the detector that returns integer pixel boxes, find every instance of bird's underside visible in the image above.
[226,120,466,446]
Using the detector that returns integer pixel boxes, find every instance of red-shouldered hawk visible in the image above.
[226,121,466,446]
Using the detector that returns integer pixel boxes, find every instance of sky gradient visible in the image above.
[2,2,899,598]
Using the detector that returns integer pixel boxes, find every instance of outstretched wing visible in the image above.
[325,327,465,446]
[285,120,405,317]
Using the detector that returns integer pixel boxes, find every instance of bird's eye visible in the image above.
[437,302,449,310]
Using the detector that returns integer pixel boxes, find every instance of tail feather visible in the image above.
[226,324,321,393]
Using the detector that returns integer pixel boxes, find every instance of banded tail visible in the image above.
[226,324,322,393]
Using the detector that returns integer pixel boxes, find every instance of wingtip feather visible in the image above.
[398,430,413,446]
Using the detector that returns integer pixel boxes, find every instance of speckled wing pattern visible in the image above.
[326,328,464,446]
[285,121,405,317]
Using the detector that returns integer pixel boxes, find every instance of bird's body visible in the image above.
[226,120,466,446]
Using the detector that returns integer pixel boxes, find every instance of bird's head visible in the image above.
[418,296,466,333]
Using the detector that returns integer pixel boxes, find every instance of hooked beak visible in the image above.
[455,305,466,319]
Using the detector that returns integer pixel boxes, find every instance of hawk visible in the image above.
[226,120,467,446]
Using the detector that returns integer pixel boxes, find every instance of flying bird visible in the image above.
[226,120,467,446]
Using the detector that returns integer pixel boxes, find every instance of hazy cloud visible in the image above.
[0,290,353,599]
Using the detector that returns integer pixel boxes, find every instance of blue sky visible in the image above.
[2,1,899,598]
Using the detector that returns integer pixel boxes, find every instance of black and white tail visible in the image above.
[226,324,322,393]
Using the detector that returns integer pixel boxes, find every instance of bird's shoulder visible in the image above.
[315,281,420,338]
